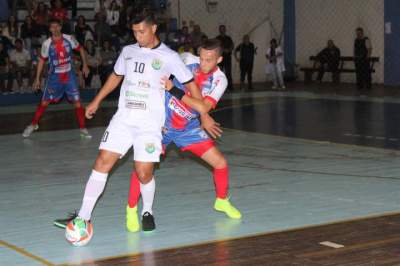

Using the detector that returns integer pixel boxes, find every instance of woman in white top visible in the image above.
[265,38,285,89]
[106,1,120,27]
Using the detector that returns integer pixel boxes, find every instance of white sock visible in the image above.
[140,177,155,215]
[78,170,108,221]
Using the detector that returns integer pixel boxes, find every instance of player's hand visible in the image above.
[160,76,173,91]
[200,114,223,139]
[82,64,90,78]
[32,78,41,91]
[85,101,99,119]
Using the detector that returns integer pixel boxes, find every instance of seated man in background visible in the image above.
[9,38,32,93]
[315,40,341,83]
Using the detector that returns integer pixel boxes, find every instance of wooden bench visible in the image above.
[300,56,379,83]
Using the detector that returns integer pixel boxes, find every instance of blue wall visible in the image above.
[384,0,400,85]
[283,0,296,79]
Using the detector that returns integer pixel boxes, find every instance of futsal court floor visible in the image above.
[2,83,400,265]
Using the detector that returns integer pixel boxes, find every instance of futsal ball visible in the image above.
[65,218,93,247]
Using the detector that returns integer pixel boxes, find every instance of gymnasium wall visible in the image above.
[296,0,384,83]
[168,0,284,83]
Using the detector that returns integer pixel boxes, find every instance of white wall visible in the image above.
[168,0,284,83]
[296,0,384,83]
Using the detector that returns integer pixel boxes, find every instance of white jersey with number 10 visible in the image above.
[113,42,193,127]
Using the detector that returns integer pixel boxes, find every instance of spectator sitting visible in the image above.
[8,39,32,93]
[50,0,70,33]
[190,24,207,55]
[315,40,341,83]
[0,42,12,93]
[0,24,13,52]
[3,15,19,44]
[75,15,94,46]
[94,13,113,48]
[84,39,100,88]
[106,1,120,35]
[20,15,40,52]
[98,39,117,85]
[176,25,191,48]
[32,2,50,37]
[178,41,194,54]
[103,0,123,10]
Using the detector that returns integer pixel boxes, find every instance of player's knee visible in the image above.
[136,169,153,184]
[40,101,50,107]
[214,156,228,169]
[94,152,114,172]
[74,101,82,108]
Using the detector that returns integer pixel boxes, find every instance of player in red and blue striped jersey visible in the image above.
[22,19,91,138]
[126,39,241,231]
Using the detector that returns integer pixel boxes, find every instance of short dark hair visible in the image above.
[356,27,364,32]
[15,38,23,45]
[200,38,222,56]
[131,9,157,25]
[48,18,62,25]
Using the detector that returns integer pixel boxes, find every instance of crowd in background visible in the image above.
[0,0,168,94]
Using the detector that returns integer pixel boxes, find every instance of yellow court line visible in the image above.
[60,211,400,266]
[0,239,55,266]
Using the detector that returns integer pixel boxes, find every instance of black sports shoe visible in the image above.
[141,212,155,231]
[53,211,78,229]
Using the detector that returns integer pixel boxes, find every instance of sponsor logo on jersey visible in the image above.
[125,100,146,110]
[138,80,150,89]
[151,58,163,70]
[125,91,149,99]
[145,143,156,154]
[168,98,196,120]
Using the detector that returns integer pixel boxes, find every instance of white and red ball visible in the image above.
[65,219,93,247]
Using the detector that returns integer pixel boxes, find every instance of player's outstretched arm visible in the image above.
[79,46,90,78]
[161,77,210,114]
[86,73,123,119]
[32,58,45,91]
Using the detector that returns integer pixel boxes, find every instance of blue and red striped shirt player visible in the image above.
[22,19,91,139]
[128,39,242,223]
[163,52,227,147]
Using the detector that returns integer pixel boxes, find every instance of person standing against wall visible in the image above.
[234,34,256,90]
[216,25,234,91]
[354,27,372,90]
[266,39,285,89]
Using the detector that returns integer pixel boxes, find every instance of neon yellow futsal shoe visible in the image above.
[214,198,242,219]
[126,205,140,232]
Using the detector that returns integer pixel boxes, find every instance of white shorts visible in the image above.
[99,116,162,162]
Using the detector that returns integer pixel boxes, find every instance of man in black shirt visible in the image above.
[216,25,234,91]
[316,40,340,83]
[354,27,372,90]
[235,35,256,90]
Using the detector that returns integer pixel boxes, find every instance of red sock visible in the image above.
[128,171,141,208]
[32,104,47,125]
[213,166,229,199]
[75,106,85,129]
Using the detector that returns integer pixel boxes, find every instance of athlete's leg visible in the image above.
[135,161,155,214]
[32,100,50,125]
[77,150,121,221]
[72,100,86,129]
[201,147,228,199]
[183,140,241,219]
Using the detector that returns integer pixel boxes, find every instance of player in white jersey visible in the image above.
[53,10,211,235]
